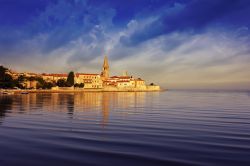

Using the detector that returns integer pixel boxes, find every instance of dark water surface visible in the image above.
[1,90,250,166]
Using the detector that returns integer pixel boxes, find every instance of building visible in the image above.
[42,73,68,82]
[3,55,160,91]
[75,73,103,89]
[103,75,146,89]
[101,56,109,80]
[22,80,38,89]
[42,72,103,89]
[5,69,20,80]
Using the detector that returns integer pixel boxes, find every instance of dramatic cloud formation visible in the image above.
[0,0,250,89]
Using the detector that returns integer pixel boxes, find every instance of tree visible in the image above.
[57,79,67,87]
[0,66,8,80]
[74,83,84,88]
[37,81,55,89]
[0,66,12,82]
[28,76,36,81]
[17,75,25,82]
[36,77,47,89]
[66,71,75,87]
[0,66,15,88]
[79,83,84,88]
[36,77,45,84]
[44,82,54,89]
[3,74,13,82]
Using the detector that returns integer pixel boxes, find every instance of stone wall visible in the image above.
[103,85,160,91]
[52,86,74,90]
[50,85,161,92]
[146,85,160,91]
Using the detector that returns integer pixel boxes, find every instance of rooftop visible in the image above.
[76,73,99,76]
[42,73,67,77]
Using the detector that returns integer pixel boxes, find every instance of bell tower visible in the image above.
[102,56,109,79]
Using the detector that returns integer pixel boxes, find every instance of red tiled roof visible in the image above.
[116,80,130,83]
[110,76,131,79]
[54,75,67,77]
[119,76,131,78]
[42,73,67,77]
[76,73,99,77]
[110,76,119,78]
[27,73,38,75]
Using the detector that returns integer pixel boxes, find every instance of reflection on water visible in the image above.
[0,96,13,124]
[1,91,250,166]
[0,92,151,127]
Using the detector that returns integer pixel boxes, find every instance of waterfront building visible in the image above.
[103,76,146,89]
[101,56,109,80]
[4,69,20,80]
[42,73,67,82]
[2,55,160,91]
[39,56,158,90]
[75,73,103,89]
[22,80,37,89]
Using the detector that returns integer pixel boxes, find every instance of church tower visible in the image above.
[102,56,109,79]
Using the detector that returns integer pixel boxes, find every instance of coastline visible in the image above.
[1,57,163,93]
[0,88,166,94]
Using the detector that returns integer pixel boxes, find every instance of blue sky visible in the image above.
[0,0,250,89]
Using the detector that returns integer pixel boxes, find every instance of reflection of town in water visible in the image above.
[0,96,13,125]
[0,92,159,126]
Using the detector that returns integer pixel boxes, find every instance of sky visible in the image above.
[0,0,250,89]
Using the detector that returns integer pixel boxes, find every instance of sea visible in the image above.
[0,90,250,166]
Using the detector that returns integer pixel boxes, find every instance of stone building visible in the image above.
[37,56,149,90]
[99,56,150,89]
[103,76,146,89]
[101,56,109,80]
[75,73,103,89]
[22,80,37,89]
[42,73,68,82]
[7,55,160,91]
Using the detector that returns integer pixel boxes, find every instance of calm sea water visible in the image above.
[1,90,250,166]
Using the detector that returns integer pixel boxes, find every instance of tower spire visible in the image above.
[102,55,109,79]
[103,56,109,68]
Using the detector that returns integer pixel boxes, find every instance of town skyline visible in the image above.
[1,56,160,91]
[0,0,250,89]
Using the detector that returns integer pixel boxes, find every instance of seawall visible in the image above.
[1,86,164,94]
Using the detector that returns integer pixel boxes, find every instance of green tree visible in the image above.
[36,77,45,84]
[44,82,54,89]
[0,66,15,88]
[0,66,7,81]
[74,83,84,88]
[36,77,46,89]
[79,83,84,88]
[57,79,67,87]
[17,75,25,82]
[3,74,13,82]
[66,71,75,87]
[28,76,36,81]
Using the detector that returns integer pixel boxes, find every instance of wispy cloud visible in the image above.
[0,0,250,89]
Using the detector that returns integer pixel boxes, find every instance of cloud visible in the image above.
[0,0,250,89]
[120,0,250,47]
[106,28,250,89]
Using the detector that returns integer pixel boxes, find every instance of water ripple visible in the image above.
[1,91,250,165]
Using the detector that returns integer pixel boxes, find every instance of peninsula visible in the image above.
[0,56,160,92]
